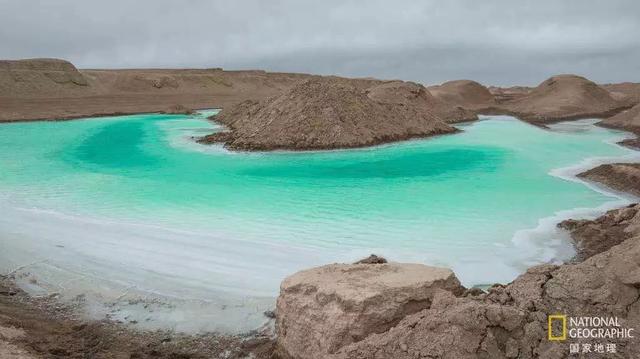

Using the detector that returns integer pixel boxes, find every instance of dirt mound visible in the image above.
[200,78,458,151]
[428,80,495,110]
[488,85,532,104]
[503,75,627,123]
[600,104,640,136]
[366,81,477,123]
[602,82,640,105]
[577,162,640,197]
[0,58,89,97]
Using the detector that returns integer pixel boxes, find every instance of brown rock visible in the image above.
[334,228,640,358]
[559,203,640,260]
[497,75,628,123]
[366,80,477,123]
[577,163,640,197]
[354,254,387,264]
[0,58,88,99]
[428,80,496,111]
[600,104,640,137]
[602,82,640,106]
[200,77,458,151]
[275,262,464,359]
[488,86,532,104]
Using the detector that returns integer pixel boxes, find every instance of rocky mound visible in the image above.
[366,81,477,123]
[502,75,628,123]
[576,162,640,197]
[0,58,88,97]
[428,80,496,111]
[602,82,640,105]
[275,262,463,359]
[488,85,532,104]
[600,104,640,138]
[560,203,640,261]
[199,78,458,151]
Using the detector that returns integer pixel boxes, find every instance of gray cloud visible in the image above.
[1,0,639,85]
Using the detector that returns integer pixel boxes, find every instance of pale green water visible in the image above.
[0,112,637,332]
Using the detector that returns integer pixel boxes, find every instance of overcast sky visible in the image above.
[1,0,639,86]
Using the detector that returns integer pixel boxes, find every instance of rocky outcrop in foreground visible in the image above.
[277,206,640,358]
[275,262,463,359]
[560,203,640,261]
[199,78,459,151]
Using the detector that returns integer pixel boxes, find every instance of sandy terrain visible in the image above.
[428,80,496,110]
[493,75,631,124]
[0,278,275,358]
[199,77,459,150]
[0,58,313,122]
[4,58,640,151]
[600,104,640,136]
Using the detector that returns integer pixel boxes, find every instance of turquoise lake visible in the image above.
[0,111,637,332]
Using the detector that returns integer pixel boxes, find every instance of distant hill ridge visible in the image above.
[1,58,639,151]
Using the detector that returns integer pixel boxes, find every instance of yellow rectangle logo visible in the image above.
[548,315,567,341]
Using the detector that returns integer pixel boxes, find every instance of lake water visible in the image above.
[0,111,637,332]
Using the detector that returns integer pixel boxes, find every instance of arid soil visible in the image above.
[577,162,640,197]
[602,82,640,104]
[600,104,640,137]
[0,277,275,359]
[487,85,532,104]
[275,263,463,359]
[0,58,312,122]
[428,80,496,111]
[4,58,640,151]
[491,75,633,124]
[198,78,460,151]
[367,80,477,123]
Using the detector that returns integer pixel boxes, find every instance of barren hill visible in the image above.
[0,58,312,122]
[599,103,640,137]
[427,80,495,111]
[0,58,89,97]
[366,81,477,123]
[199,78,458,151]
[499,74,628,123]
[602,82,640,105]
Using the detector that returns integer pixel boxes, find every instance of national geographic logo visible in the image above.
[548,314,567,341]
[548,314,635,355]
[548,315,634,340]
